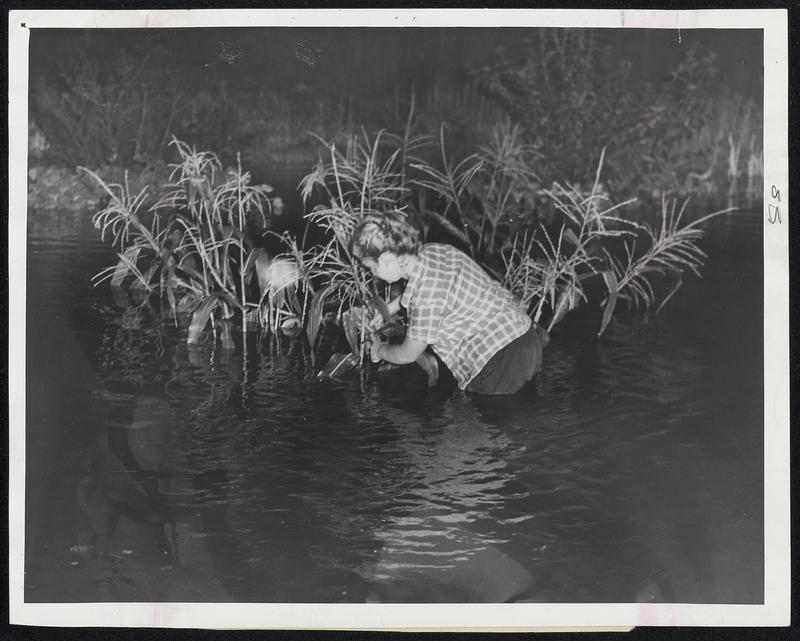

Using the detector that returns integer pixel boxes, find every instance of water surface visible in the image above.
[24,200,764,603]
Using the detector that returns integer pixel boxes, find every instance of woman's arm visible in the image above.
[372,335,427,365]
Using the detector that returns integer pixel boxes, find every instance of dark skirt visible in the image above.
[465,323,549,395]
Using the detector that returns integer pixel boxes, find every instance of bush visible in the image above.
[477,33,730,196]
[30,50,242,168]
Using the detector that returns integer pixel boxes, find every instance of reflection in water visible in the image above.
[24,204,764,603]
[352,399,534,602]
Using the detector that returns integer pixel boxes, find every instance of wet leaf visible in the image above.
[281,315,303,337]
[188,296,219,344]
[132,262,159,289]
[551,289,572,326]
[177,292,201,316]
[598,270,618,337]
[111,247,141,287]
[562,227,580,248]
[178,261,205,287]
[221,225,240,240]
[242,247,263,282]
[316,352,358,380]
[219,319,235,350]
[341,307,364,357]
[307,284,333,348]
[656,277,683,314]
[160,253,178,319]
[219,289,243,312]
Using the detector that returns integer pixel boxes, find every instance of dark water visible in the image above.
[24,198,764,604]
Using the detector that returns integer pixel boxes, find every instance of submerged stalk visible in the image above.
[237,152,247,339]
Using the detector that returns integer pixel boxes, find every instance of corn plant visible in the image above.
[303,203,393,365]
[410,123,482,251]
[86,139,277,346]
[299,129,411,214]
[382,90,431,192]
[83,166,186,325]
[502,151,732,335]
[247,231,320,335]
[469,119,543,257]
[151,139,274,344]
[502,150,636,331]
[599,196,734,333]
[298,123,423,364]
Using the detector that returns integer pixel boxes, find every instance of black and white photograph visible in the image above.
[8,8,790,630]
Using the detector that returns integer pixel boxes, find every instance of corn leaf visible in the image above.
[342,307,363,357]
[598,270,619,337]
[562,228,581,248]
[551,288,572,327]
[219,320,235,350]
[656,277,684,314]
[188,296,219,344]
[317,352,358,380]
[306,283,333,348]
[111,246,142,287]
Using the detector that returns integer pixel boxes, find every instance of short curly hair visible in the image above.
[349,210,422,261]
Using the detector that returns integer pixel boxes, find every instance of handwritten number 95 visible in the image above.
[768,185,781,224]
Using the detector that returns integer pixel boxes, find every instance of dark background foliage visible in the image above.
[28,27,762,197]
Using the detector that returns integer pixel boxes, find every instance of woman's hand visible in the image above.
[370,336,428,365]
[370,339,384,363]
[368,310,385,333]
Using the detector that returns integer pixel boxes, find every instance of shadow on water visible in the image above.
[23,199,764,603]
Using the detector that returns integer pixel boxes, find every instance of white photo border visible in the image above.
[7,8,790,630]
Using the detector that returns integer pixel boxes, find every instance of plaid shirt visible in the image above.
[402,243,531,389]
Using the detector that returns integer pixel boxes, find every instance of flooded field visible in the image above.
[24,198,763,603]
